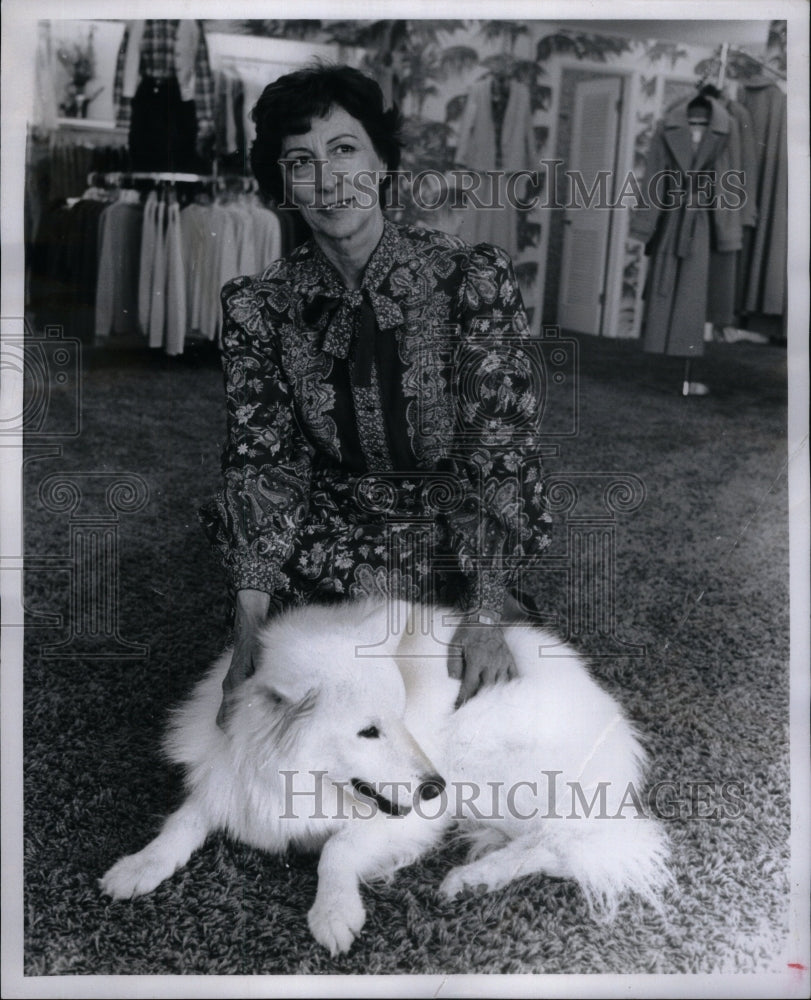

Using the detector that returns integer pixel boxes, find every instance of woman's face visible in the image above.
[279,105,387,247]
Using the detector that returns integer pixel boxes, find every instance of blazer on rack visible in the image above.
[630,96,744,356]
[453,78,535,258]
[454,77,535,174]
[740,79,787,316]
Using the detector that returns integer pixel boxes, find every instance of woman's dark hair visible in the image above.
[250,63,404,203]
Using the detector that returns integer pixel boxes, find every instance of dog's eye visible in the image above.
[357,725,380,739]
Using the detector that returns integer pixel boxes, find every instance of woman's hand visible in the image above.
[217,589,271,730]
[446,622,518,708]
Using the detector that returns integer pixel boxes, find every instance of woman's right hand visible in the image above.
[217,589,271,730]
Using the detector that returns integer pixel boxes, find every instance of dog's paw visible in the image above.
[438,866,494,901]
[307,893,366,956]
[99,847,175,900]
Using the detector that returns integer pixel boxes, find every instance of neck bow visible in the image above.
[301,288,404,387]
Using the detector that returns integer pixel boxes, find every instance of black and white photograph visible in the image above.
[1,0,809,996]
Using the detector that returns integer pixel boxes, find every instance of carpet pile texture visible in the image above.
[22,333,792,976]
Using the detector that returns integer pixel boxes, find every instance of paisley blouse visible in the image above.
[200,220,551,617]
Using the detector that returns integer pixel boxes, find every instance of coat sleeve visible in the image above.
[199,276,313,595]
[112,25,131,128]
[711,123,744,253]
[193,21,216,136]
[442,244,552,618]
[728,101,758,228]
[629,121,669,247]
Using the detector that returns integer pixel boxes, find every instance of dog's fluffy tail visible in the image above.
[557,817,673,918]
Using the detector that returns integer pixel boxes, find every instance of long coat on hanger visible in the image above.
[739,79,787,316]
[453,78,535,257]
[706,103,753,326]
[630,96,744,357]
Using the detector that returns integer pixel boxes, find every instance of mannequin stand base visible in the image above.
[681,360,709,396]
[682,380,710,396]
[720,326,770,344]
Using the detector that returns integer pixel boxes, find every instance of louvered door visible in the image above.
[558,77,622,334]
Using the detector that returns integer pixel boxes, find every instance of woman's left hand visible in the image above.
[447,623,518,707]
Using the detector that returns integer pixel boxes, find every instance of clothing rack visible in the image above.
[672,39,785,394]
[88,171,215,188]
[694,41,786,102]
[695,43,731,91]
[728,43,787,82]
[86,171,260,194]
[713,43,787,84]
[89,170,284,353]
[216,52,282,67]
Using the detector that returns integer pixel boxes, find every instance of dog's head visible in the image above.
[229,600,446,817]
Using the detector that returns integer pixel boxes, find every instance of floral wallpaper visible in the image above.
[206,19,786,338]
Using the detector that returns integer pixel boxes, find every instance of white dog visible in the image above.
[100,599,670,955]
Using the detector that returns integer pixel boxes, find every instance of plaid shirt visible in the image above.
[114,20,215,134]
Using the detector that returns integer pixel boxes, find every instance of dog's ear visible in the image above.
[256,685,318,752]
[252,625,315,702]
[259,684,316,714]
[260,685,287,709]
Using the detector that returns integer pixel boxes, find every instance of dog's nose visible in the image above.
[418,774,446,801]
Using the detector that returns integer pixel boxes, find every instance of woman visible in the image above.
[200,65,552,725]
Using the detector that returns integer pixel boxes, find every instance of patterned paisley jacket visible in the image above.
[201,220,551,616]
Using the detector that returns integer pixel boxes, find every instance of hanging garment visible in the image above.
[128,76,200,173]
[209,204,241,341]
[95,195,143,339]
[705,97,759,327]
[114,20,215,171]
[453,78,536,258]
[218,61,273,153]
[44,140,129,206]
[48,139,94,204]
[214,67,246,169]
[164,196,188,356]
[739,79,787,316]
[25,138,52,307]
[727,99,759,229]
[30,197,109,343]
[114,20,215,133]
[630,96,744,357]
[91,185,293,353]
[148,197,167,349]
[252,205,283,270]
[180,202,216,340]
[705,106,741,328]
[33,21,58,132]
[178,200,233,344]
[138,191,158,334]
[229,203,258,278]
[177,197,279,345]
